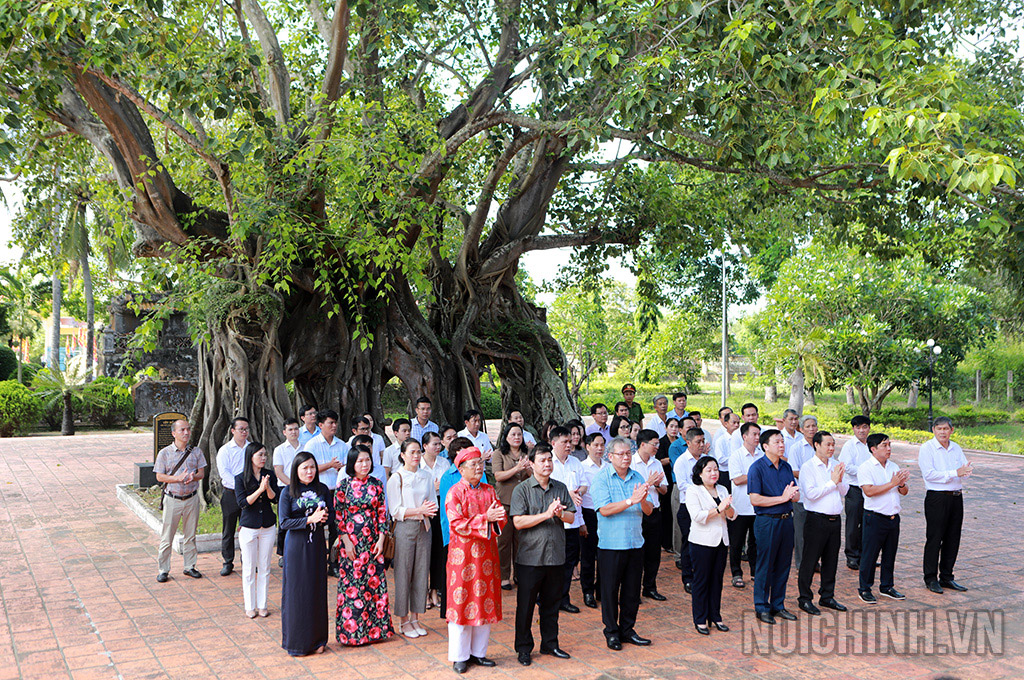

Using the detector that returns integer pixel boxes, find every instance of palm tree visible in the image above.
[32,367,109,436]
[779,329,830,415]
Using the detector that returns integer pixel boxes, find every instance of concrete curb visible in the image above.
[116,484,235,554]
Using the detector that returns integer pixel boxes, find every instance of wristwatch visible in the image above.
[625,498,634,507]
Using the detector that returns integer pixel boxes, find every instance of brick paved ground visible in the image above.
[0,431,1021,680]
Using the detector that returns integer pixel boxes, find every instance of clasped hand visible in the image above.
[485,500,506,523]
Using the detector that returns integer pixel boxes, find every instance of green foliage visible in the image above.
[0,380,43,436]
[1013,408,1024,423]
[479,387,502,421]
[0,346,17,380]
[82,377,134,428]
[632,308,712,389]
[959,334,1024,399]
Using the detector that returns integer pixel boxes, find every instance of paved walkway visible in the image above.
[0,432,1021,680]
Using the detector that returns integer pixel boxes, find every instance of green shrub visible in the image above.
[82,377,134,428]
[0,347,16,380]
[1013,408,1024,423]
[0,380,43,436]
[40,391,83,430]
[479,388,502,420]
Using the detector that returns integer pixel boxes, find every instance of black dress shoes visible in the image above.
[182,568,202,579]
[773,609,798,621]
[756,611,776,624]
[819,598,847,612]
[712,622,729,632]
[695,624,710,636]
[926,581,945,594]
[606,636,622,651]
[559,602,580,614]
[846,560,859,570]
[517,652,531,666]
[880,587,905,600]
[623,633,651,646]
[798,601,821,616]
[469,655,495,667]
[156,572,169,583]
[643,589,667,601]
[682,581,692,594]
[540,647,570,659]
[583,593,598,609]
[220,563,234,576]
[453,661,469,674]
[940,579,968,592]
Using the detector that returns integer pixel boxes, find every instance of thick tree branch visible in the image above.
[477,229,608,280]
[240,0,290,125]
[321,0,350,104]
[230,0,272,111]
[308,0,333,43]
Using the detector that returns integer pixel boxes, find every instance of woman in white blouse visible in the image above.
[419,432,451,609]
[686,456,735,635]
[387,439,438,638]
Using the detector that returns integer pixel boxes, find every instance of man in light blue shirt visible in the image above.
[410,396,439,442]
[296,404,320,446]
[590,437,653,651]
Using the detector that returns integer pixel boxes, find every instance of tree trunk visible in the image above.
[764,383,777,403]
[805,386,816,406]
[61,390,75,435]
[81,248,94,383]
[845,385,855,406]
[907,379,919,408]
[50,231,62,371]
[787,365,805,415]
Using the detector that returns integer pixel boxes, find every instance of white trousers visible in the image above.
[239,526,276,610]
[447,623,491,662]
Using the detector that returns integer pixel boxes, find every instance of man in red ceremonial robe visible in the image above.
[445,447,507,673]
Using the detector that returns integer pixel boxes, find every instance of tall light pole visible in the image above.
[926,338,942,430]
[721,248,728,407]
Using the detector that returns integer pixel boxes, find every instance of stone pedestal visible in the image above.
[134,462,157,488]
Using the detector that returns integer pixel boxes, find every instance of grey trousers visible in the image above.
[158,494,199,573]
[393,519,431,617]
[793,502,806,567]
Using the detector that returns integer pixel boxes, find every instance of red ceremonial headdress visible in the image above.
[454,446,483,468]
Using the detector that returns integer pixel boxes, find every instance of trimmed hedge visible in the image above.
[82,377,134,428]
[0,380,43,437]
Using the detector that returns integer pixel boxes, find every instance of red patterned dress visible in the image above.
[334,476,395,646]
[445,479,507,625]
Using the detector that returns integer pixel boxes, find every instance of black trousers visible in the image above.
[798,512,841,603]
[562,527,581,606]
[660,483,676,550]
[689,542,727,626]
[438,541,450,620]
[844,486,864,562]
[728,514,756,578]
[640,512,662,591]
[220,488,241,566]
[923,491,963,583]
[675,502,693,582]
[428,514,446,591]
[580,508,600,596]
[597,547,643,640]
[859,511,900,591]
[514,564,562,654]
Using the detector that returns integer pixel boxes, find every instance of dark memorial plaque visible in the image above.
[153,411,187,462]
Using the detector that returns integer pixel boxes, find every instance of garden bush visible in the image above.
[0,347,16,380]
[0,380,43,436]
[1014,408,1024,423]
[82,377,134,428]
[479,387,502,420]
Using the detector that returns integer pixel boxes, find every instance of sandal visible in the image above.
[732,576,745,588]
[401,621,422,639]
[258,609,270,617]
[245,609,257,618]
[412,621,428,636]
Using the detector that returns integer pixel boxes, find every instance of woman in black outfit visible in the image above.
[234,442,278,618]
[279,451,333,656]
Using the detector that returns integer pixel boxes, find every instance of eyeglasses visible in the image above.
[609,451,632,457]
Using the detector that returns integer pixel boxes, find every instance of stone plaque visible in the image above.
[153,411,187,462]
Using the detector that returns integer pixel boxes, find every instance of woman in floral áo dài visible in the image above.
[334,444,395,646]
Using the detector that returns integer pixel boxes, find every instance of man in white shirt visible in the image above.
[297,405,320,446]
[857,433,910,604]
[797,429,848,615]
[838,415,872,570]
[410,396,439,443]
[458,409,493,455]
[301,409,349,578]
[549,427,586,613]
[727,422,761,588]
[272,417,302,564]
[585,403,612,441]
[508,410,537,447]
[919,416,972,593]
[360,411,388,456]
[713,412,739,492]
[712,406,733,448]
[730,403,762,455]
[644,395,669,437]
[787,414,819,568]
[216,416,250,576]
[632,429,668,601]
[688,411,713,445]
[669,392,689,422]
[383,418,412,476]
[781,409,801,454]
[671,427,706,591]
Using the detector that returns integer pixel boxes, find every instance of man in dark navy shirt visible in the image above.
[748,429,800,624]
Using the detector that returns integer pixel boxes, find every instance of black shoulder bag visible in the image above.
[158,444,195,511]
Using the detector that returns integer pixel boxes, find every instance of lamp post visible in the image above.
[926,338,942,430]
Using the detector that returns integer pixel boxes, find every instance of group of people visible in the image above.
[152,384,972,671]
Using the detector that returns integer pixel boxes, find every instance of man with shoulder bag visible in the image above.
[155,419,206,583]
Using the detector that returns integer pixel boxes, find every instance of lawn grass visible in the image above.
[136,486,223,534]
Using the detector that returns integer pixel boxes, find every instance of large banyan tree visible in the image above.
[1,0,1020,475]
